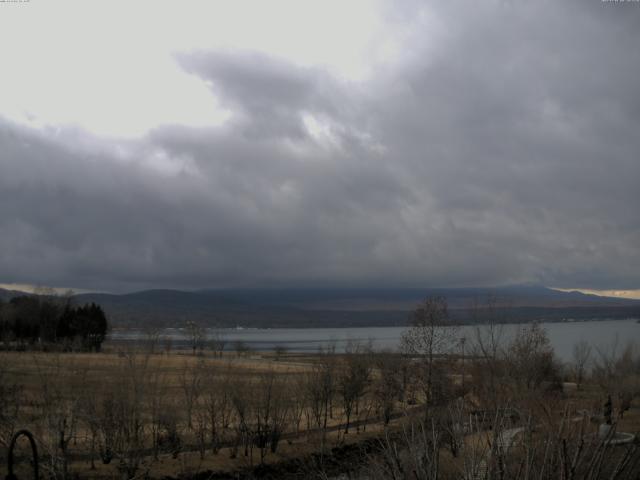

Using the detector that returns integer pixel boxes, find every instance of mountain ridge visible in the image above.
[1,285,639,328]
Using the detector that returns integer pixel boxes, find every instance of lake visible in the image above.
[108,318,640,362]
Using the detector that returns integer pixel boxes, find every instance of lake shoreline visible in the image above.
[107,318,640,362]
[108,315,640,333]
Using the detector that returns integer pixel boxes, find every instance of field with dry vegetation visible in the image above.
[1,298,639,479]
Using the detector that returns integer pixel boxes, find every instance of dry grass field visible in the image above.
[1,328,639,480]
[0,348,416,479]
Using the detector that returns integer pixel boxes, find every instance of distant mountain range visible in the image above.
[2,285,639,328]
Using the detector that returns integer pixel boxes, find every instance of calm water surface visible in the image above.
[110,319,640,362]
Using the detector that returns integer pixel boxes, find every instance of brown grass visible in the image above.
[0,349,406,479]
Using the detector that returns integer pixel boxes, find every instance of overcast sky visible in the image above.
[1,0,639,294]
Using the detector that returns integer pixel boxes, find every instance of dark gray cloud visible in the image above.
[1,0,639,292]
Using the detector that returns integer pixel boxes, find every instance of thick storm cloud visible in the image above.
[1,0,639,292]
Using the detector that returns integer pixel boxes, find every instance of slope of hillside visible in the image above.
[207,285,637,311]
[1,286,638,328]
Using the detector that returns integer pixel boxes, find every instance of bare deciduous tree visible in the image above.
[288,374,307,438]
[373,352,402,426]
[470,296,507,410]
[180,358,205,430]
[506,323,558,395]
[209,325,226,358]
[34,354,85,480]
[0,355,21,452]
[572,340,592,390]
[146,358,168,460]
[338,341,372,434]
[185,320,206,356]
[304,355,334,453]
[229,376,250,460]
[114,353,151,479]
[401,297,458,414]
[252,369,289,463]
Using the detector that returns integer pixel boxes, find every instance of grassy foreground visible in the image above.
[2,325,640,479]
